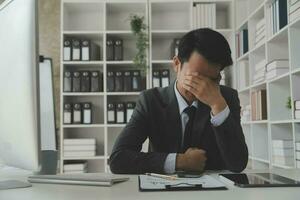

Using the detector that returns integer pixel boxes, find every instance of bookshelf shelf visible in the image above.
[272,163,293,169]
[249,41,265,54]
[267,72,290,83]
[106,2,147,31]
[267,26,289,44]
[63,124,106,128]
[150,1,191,31]
[63,92,105,96]
[63,156,106,161]
[106,92,141,96]
[251,120,268,124]
[151,30,189,34]
[249,156,270,164]
[63,2,105,31]
[289,21,300,72]
[241,121,251,125]
[63,61,104,65]
[60,0,236,173]
[252,123,269,161]
[106,124,126,128]
[268,76,292,121]
[151,30,190,61]
[238,87,251,93]
[250,81,266,90]
[236,0,300,170]
[237,52,249,62]
[270,120,294,124]
[63,30,104,35]
[106,61,134,65]
[151,60,173,64]
[292,68,300,75]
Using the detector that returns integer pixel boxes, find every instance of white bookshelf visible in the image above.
[235,0,300,170]
[60,0,235,173]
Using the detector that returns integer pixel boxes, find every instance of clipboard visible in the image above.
[138,175,227,192]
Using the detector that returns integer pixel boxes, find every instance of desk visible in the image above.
[1,166,300,200]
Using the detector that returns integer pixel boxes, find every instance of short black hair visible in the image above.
[177,28,233,70]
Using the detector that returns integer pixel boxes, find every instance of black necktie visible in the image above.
[182,106,196,152]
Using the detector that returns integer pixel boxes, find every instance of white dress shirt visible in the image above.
[163,80,230,174]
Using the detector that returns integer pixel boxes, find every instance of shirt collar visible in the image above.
[174,80,198,115]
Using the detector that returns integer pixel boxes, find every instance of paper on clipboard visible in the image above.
[139,175,227,190]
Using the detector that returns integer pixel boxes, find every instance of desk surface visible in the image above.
[1,166,300,200]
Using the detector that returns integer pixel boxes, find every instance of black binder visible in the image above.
[107,71,115,92]
[132,70,141,91]
[63,103,72,124]
[114,39,123,61]
[82,102,92,124]
[81,71,91,92]
[126,102,135,123]
[73,103,82,124]
[71,39,81,61]
[63,39,72,61]
[123,71,132,92]
[161,69,170,88]
[107,103,116,124]
[115,71,123,92]
[116,103,125,123]
[106,39,114,61]
[152,70,161,88]
[91,71,101,92]
[81,39,100,61]
[63,71,72,92]
[72,71,81,92]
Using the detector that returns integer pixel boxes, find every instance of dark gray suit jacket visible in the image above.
[109,81,248,174]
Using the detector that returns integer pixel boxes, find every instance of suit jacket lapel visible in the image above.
[162,80,182,152]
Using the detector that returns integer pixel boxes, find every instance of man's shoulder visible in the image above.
[139,86,169,106]
[220,85,237,96]
[220,85,239,105]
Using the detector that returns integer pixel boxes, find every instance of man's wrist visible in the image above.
[210,97,227,116]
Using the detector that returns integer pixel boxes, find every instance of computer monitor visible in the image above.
[0,0,40,171]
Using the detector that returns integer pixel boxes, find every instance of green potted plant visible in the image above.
[286,96,292,109]
[129,14,149,75]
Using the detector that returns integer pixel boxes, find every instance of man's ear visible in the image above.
[172,56,182,73]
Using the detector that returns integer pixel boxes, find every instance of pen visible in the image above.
[145,173,178,180]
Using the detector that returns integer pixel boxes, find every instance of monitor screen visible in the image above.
[0,0,40,171]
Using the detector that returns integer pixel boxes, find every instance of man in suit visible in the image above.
[109,28,248,174]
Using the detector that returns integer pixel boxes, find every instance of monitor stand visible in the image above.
[0,180,32,190]
[0,150,57,190]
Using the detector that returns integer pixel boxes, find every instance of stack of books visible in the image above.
[236,29,249,58]
[193,3,216,29]
[253,60,267,84]
[295,100,300,119]
[63,162,88,174]
[241,104,251,122]
[266,60,289,80]
[63,138,96,157]
[289,0,300,23]
[239,60,249,90]
[254,18,266,47]
[296,142,300,168]
[269,0,288,35]
[272,140,294,166]
[251,90,267,121]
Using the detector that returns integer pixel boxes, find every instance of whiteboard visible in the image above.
[39,58,56,151]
